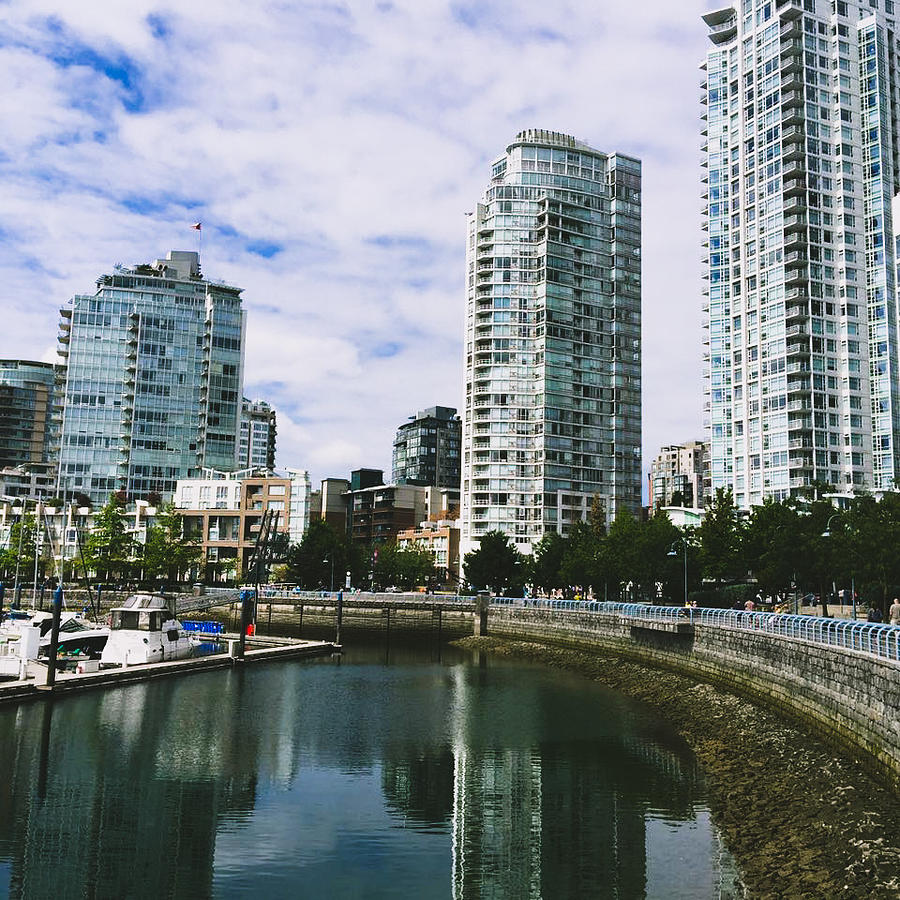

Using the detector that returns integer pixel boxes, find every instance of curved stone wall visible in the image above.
[485,606,900,793]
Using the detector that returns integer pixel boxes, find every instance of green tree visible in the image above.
[81,494,135,584]
[284,519,353,589]
[844,493,900,611]
[600,508,642,600]
[792,499,839,616]
[560,521,601,591]
[743,498,800,602]
[529,531,567,592]
[373,541,437,590]
[697,488,744,584]
[141,505,201,586]
[634,511,683,603]
[0,514,40,582]
[463,530,524,595]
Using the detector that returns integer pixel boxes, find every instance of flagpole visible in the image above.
[191,222,203,269]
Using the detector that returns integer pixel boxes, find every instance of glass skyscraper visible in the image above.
[461,130,642,557]
[703,0,900,507]
[392,406,461,488]
[0,360,60,470]
[57,251,246,506]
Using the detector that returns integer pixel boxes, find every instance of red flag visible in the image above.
[191,222,202,230]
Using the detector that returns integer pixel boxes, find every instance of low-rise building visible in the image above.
[174,469,309,580]
[345,469,459,547]
[649,442,709,512]
[396,519,460,585]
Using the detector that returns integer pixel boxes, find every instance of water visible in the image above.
[0,644,740,899]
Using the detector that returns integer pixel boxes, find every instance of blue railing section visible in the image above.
[489,598,900,664]
[182,620,225,634]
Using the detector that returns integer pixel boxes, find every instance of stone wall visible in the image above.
[485,606,900,793]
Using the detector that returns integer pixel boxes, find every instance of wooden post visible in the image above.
[45,585,63,688]
[335,591,343,646]
[474,591,490,636]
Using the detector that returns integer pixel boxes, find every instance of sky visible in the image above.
[0,0,720,493]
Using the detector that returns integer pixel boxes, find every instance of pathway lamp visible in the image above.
[323,555,335,592]
[821,514,857,620]
[667,535,688,608]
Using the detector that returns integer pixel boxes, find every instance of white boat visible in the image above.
[1,609,109,663]
[100,593,193,667]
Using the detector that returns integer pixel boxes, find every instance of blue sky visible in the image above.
[0,0,717,488]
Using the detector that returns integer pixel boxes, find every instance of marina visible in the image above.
[0,631,336,705]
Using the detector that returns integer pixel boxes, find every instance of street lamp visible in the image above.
[821,513,856,620]
[668,535,688,608]
[323,555,335,592]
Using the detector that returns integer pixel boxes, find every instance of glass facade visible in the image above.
[392,405,461,488]
[57,251,246,506]
[461,130,642,555]
[702,0,900,507]
[0,360,60,469]
[239,398,277,470]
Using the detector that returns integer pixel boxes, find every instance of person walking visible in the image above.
[889,597,900,626]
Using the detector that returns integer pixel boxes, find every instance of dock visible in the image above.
[0,634,337,706]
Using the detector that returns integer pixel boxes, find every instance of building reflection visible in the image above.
[381,665,709,900]
[0,652,714,899]
[0,672,275,899]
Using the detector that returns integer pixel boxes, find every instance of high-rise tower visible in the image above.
[57,251,246,506]
[702,0,900,507]
[461,130,642,557]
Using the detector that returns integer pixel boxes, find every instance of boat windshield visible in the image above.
[110,610,168,631]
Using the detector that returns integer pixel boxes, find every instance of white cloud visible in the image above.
[0,0,716,492]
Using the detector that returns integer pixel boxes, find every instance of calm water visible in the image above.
[0,645,740,899]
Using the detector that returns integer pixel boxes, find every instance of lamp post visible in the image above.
[668,534,688,607]
[821,513,856,620]
[323,555,335,592]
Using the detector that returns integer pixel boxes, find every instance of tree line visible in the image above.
[461,489,900,615]
[0,495,200,589]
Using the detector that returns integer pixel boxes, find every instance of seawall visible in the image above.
[483,605,900,793]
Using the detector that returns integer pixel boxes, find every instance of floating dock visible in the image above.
[0,634,337,706]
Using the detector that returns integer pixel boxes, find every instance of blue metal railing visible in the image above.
[182,620,225,634]
[488,598,900,664]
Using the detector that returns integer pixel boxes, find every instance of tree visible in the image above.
[529,531,567,593]
[463,530,524,595]
[141,504,201,586]
[844,493,900,611]
[284,519,354,589]
[634,511,683,603]
[560,521,601,591]
[743,498,800,602]
[373,542,437,590]
[697,488,744,584]
[792,499,838,617]
[81,494,134,584]
[600,508,642,601]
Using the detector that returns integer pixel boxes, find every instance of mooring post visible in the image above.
[45,585,63,688]
[474,591,490,636]
[335,591,343,646]
[385,606,391,642]
[298,602,303,636]
[238,588,254,660]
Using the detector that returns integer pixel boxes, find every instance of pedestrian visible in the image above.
[744,598,756,611]
[889,597,900,626]
[868,605,884,624]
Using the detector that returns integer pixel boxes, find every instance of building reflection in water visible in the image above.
[383,664,711,899]
[0,651,720,899]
